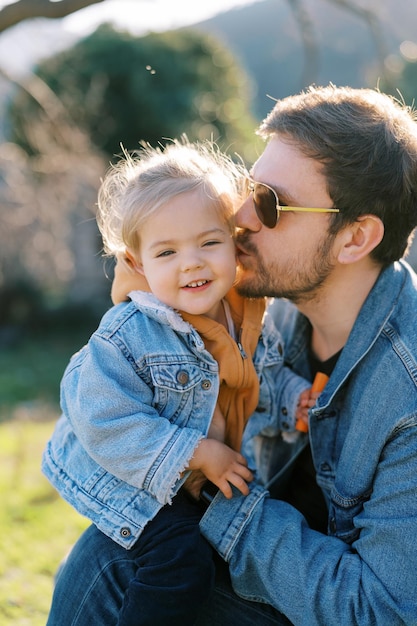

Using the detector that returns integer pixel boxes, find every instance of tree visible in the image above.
[0,65,108,319]
[8,24,260,162]
[2,22,261,320]
[0,0,105,34]
[0,0,392,91]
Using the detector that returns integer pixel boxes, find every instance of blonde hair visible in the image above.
[97,138,246,257]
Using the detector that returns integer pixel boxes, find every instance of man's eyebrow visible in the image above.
[249,171,298,205]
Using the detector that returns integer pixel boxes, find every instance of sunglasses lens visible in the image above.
[253,183,277,228]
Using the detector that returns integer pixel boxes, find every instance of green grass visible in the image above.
[0,415,89,625]
[0,325,97,625]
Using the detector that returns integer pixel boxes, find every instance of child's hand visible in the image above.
[296,373,329,432]
[296,387,320,428]
[188,438,253,499]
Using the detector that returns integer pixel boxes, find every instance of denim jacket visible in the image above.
[42,291,309,548]
[201,260,417,626]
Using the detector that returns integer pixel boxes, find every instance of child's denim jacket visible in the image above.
[42,291,308,548]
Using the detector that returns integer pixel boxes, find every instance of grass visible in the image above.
[0,412,90,625]
[0,323,97,625]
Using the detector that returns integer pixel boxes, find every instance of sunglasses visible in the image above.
[246,178,340,228]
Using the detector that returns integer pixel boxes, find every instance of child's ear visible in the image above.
[125,249,145,276]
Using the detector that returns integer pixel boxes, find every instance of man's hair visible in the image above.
[97,138,245,257]
[258,84,417,265]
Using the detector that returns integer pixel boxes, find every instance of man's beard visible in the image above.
[235,231,336,304]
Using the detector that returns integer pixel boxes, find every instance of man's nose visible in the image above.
[235,196,262,232]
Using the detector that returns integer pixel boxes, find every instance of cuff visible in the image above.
[200,483,268,562]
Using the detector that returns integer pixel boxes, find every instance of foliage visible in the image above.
[0,88,108,307]
[0,415,89,625]
[387,57,417,108]
[0,318,100,407]
[8,23,260,164]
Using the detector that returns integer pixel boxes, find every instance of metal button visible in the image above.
[281,407,288,416]
[176,370,189,385]
[120,527,131,538]
[201,380,211,390]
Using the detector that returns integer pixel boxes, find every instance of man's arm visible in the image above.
[200,423,417,626]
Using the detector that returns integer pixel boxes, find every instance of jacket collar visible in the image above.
[287,261,410,398]
[128,290,195,334]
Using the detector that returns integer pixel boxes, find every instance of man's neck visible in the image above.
[298,262,382,362]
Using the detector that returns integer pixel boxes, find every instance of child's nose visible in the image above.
[182,252,203,272]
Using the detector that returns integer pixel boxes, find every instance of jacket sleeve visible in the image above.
[274,365,310,430]
[60,332,204,505]
[200,421,417,626]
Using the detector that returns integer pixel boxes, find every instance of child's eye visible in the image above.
[156,250,175,258]
[203,240,221,247]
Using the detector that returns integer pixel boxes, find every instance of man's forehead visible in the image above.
[252,137,323,180]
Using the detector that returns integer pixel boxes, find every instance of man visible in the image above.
[198,84,417,625]
[46,85,417,625]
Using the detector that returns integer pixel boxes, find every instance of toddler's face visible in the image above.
[135,189,236,321]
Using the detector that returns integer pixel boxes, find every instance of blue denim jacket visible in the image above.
[42,291,309,548]
[201,260,417,626]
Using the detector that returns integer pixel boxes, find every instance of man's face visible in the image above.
[235,135,339,304]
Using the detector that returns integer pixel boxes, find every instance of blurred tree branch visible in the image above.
[0,0,394,93]
[0,0,105,34]
[0,64,107,305]
[286,0,319,87]
[327,0,394,90]
[286,0,393,90]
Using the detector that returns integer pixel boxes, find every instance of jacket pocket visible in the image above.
[149,361,215,428]
[328,487,372,544]
[150,362,206,391]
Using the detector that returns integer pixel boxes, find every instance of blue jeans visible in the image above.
[47,490,215,625]
[46,497,291,625]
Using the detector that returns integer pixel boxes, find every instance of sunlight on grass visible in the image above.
[0,414,89,626]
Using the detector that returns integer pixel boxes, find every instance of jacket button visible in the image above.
[120,527,131,538]
[201,380,211,390]
[281,407,288,416]
[176,370,189,385]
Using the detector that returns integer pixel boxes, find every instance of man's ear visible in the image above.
[337,215,384,264]
[125,249,145,275]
